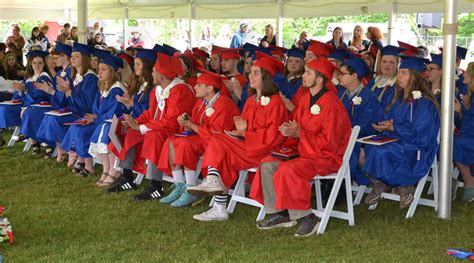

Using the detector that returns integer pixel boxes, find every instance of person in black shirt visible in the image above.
[259,24,276,48]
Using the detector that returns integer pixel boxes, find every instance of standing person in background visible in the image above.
[26,27,49,52]
[56,23,71,44]
[292,31,309,50]
[92,33,107,49]
[6,25,26,65]
[0,43,6,78]
[40,25,52,50]
[366,26,384,51]
[348,25,369,54]
[327,27,347,50]
[259,24,276,48]
[230,22,248,48]
[68,27,79,43]
[128,31,144,48]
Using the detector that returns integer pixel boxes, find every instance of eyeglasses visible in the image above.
[339,72,351,76]
[426,67,440,72]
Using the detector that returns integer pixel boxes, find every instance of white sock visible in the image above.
[184,170,197,186]
[172,170,185,183]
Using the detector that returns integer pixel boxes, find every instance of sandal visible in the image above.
[72,162,85,174]
[96,173,109,186]
[16,134,28,142]
[76,167,94,177]
[31,143,41,156]
[97,174,121,187]
[44,147,54,159]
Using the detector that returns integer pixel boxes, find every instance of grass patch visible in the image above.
[0,131,472,262]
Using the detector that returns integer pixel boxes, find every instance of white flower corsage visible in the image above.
[260,96,270,106]
[433,89,441,96]
[310,104,321,115]
[73,74,83,86]
[162,89,170,99]
[60,71,67,78]
[205,107,215,117]
[352,96,362,106]
[412,90,422,100]
[32,75,38,82]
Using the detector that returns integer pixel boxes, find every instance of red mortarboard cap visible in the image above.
[211,45,225,56]
[306,55,339,80]
[154,53,184,79]
[182,49,204,69]
[192,47,210,59]
[269,45,288,58]
[398,41,419,57]
[255,51,284,75]
[219,48,241,60]
[307,40,335,58]
[196,68,230,97]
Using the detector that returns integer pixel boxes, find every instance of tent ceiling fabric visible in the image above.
[1,0,473,20]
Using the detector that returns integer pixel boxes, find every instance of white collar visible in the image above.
[102,81,127,98]
[27,71,50,83]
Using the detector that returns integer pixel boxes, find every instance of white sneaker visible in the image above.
[187,175,225,197]
[193,205,229,222]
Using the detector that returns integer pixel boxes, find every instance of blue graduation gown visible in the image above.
[453,95,474,166]
[362,95,440,186]
[19,73,53,142]
[0,91,22,128]
[88,82,127,156]
[36,66,79,144]
[128,83,152,118]
[364,77,395,112]
[338,86,384,185]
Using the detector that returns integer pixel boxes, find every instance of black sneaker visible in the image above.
[257,213,297,230]
[108,178,137,193]
[294,213,320,238]
[133,185,164,201]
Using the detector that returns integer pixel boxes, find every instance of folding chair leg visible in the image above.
[317,171,345,235]
[344,177,355,226]
[227,171,248,213]
[51,147,58,158]
[353,185,367,205]
[7,126,20,147]
[315,180,323,210]
[406,175,428,219]
[256,207,267,221]
[133,173,144,185]
[23,139,32,152]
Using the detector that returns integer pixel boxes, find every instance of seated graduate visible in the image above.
[250,57,351,238]
[187,53,289,222]
[362,56,440,208]
[107,48,155,184]
[59,43,99,174]
[10,50,53,155]
[156,69,240,208]
[87,53,127,185]
[453,46,468,96]
[35,42,75,160]
[453,62,474,203]
[113,53,195,201]
[425,53,443,104]
[337,56,383,186]
[364,45,406,111]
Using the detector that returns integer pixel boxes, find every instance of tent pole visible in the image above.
[123,5,128,50]
[276,0,283,46]
[189,0,195,49]
[387,0,397,45]
[77,0,88,44]
[438,0,457,220]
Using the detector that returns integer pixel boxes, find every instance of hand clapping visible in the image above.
[279,120,300,138]
[34,81,54,95]
[372,119,394,133]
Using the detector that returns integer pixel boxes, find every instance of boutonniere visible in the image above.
[260,96,270,106]
[162,89,170,99]
[60,71,67,78]
[412,90,422,100]
[352,96,362,106]
[310,104,321,115]
[205,107,215,117]
[73,74,83,86]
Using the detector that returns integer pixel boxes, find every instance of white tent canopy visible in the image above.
[1,0,474,20]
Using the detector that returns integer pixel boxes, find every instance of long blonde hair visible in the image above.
[464,62,474,110]
[351,25,364,48]
[98,64,119,93]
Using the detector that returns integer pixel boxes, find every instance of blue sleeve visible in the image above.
[274,74,292,99]
[131,89,151,118]
[238,83,249,112]
[67,74,99,115]
[23,76,53,105]
[97,88,125,123]
[354,92,383,137]
[91,92,101,116]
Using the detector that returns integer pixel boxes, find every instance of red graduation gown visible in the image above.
[140,83,196,167]
[201,94,289,188]
[250,89,352,210]
[158,95,240,176]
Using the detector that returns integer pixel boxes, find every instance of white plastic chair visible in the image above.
[7,126,20,147]
[311,125,360,234]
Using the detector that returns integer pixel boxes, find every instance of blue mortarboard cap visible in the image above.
[135,48,157,64]
[329,49,351,62]
[286,47,305,59]
[241,42,259,56]
[98,53,123,70]
[399,56,429,73]
[72,42,92,56]
[26,50,50,58]
[456,46,468,60]
[381,45,407,57]
[429,53,443,68]
[54,42,72,57]
[342,56,371,80]
[162,43,180,56]
[92,48,111,58]
[249,47,273,61]
[302,41,310,51]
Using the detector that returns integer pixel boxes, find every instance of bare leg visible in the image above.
[455,162,474,187]
[67,151,78,167]
[84,157,94,173]
[56,143,65,162]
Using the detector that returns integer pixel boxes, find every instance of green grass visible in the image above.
[0,131,472,262]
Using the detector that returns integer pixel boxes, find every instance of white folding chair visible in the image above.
[368,157,439,218]
[226,167,267,221]
[7,126,20,147]
[311,125,360,234]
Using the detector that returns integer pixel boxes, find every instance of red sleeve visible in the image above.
[136,86,156,124]
[197,96,240,142]
[234,74,248,88]
[244,95,289,157]
[142,84,195,132]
